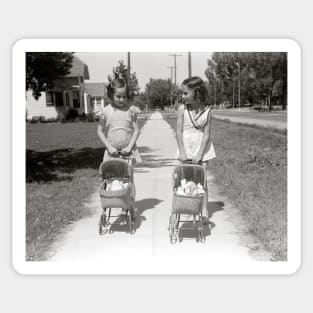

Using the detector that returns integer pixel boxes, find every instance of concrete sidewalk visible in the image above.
[49,112,268,264]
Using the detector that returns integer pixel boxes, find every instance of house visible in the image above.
[26,55,91,121]
[84,82,107,113]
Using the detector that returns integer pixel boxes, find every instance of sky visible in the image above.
[75,52,212,91]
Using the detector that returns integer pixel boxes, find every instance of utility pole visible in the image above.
[169,53,182,86]
[167,66,174,85]
[235,62,240,108]
[232,77,235,108]
[167,66,174,110]
[127,52,131,72]
[214,83,217,108]
[127,52,131,84]
[188,52,192,78]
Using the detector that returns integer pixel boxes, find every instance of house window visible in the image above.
[55,92,64,107]
[73,91,80,108]
[46,91,54,106]
[96,97,102,106]
[65,92,70,107]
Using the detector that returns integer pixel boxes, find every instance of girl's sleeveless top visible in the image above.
[176,106,216,161]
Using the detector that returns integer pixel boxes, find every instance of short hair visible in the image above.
[181,76,209,104]
[107,78,133,100]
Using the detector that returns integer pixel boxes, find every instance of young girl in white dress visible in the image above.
[176,76,216,224]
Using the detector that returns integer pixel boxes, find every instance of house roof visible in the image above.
[66,55,90,79]
[84,82,106,97]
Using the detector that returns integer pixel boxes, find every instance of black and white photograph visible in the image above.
[12,39,300,274]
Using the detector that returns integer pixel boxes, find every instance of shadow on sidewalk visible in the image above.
[108,198,163,233]
[177,201,224,241]
[135,145,176,171]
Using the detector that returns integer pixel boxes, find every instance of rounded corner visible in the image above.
[12,38,30,54]
[284,38,302,54]
[286,258,302,276]
[11,258,27,276]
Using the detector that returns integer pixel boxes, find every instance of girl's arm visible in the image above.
[121,114,140,155]
[193,110,212,163]
[97,123,117,155]
[176,104,188,160]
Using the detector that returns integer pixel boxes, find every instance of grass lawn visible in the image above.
[26,117,149,261]
[162,112,287,261]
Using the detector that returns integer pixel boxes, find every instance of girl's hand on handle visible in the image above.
[108,146,118,156]
[179,152,188,162]
[192,153,202,164]
[121,146,132,156]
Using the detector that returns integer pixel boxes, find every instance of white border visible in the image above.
[12,39,301,275]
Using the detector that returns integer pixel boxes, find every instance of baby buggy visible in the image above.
[168,161,207,243]
[98,155,136,235]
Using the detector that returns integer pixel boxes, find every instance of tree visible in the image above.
[205,52,287,109]
[108,60,139,97]
[132,92,147,111]
[144,78,172,109]
[26,52,74,99]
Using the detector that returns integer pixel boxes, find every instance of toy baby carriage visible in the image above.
[168,161,207,243]
[98,154,136,235]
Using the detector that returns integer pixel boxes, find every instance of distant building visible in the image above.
[26,56,92,121]
[84,82,106,113]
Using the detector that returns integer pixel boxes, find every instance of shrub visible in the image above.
[87,113,98,122]
[30,116,40,123]
[78,112,88,122]
[66,108,79,121]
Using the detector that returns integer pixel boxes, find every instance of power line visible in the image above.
[167,66,174,109]
[188,52,192,78]
[169,54,182,86]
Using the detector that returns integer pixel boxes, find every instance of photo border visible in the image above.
[12,39,301,275]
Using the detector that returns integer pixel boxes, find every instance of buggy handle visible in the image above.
[180,159,202,165]
[109,150,133,160]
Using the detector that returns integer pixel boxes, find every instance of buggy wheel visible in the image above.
[98,212,107,235]
[198,216,206,243]
[169,215,178,244]
[170,235,177,244]
[129,204,136,234]
[196,234,200,242]
[198,227,206,243]
[200,234,206,243]
[98,220,103,235]
[128,210,133,234]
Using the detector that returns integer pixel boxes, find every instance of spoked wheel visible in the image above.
[168,214,178,244]
[127,205,136,234]
[198,215,206,243]
[98,211,108,235]
[105,208,112,234]
[98,216,103,235]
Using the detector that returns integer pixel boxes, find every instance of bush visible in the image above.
[66,108,79,121]
[29,116,40,123]
[87,113,98,122]
[78,112,88,122]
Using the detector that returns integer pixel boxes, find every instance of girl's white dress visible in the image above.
[176,106,216,161]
